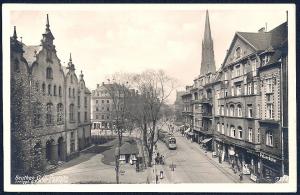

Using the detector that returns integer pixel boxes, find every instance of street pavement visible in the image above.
[153,122,237,183]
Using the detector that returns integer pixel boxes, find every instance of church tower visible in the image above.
[200,10,216,76]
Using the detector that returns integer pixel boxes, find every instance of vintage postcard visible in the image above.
[2,3,296,192]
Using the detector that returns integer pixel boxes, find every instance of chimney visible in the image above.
[258,27,265,33]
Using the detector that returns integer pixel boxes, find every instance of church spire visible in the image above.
[41,14,55,47]
[13,26,17,40]
[46,14,50,31]
[200,10,216,76]
[67,53,75,71]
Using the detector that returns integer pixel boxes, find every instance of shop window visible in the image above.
[266,130,273,146]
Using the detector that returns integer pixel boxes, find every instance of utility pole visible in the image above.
[115,146,120,184]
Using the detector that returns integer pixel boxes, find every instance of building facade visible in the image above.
[174,91,185,125]
[182,11,288,183]
[10,15,92,179]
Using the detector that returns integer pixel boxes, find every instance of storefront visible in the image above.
[259,152,282,183]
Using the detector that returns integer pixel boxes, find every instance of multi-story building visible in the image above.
[174,91,185,125]
[182,10,288,182]
[10,15,92,179]
[91,82,114,130]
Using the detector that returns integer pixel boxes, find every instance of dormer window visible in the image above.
[235,47,241,59]
[262,55,270,66]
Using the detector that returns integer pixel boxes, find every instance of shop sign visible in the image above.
[260,153,277,163]
[250,173,257,182]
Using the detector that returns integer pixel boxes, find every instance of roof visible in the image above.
[236,31,272,51]
[269,22,287,49]
[119,141,139,155]
[22,44,42,67]
[85,87,91,94]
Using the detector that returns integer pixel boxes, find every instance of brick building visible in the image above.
[182,10,288,183]
[10,15,92,179]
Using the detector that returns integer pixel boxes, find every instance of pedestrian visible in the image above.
[239,172,243,181]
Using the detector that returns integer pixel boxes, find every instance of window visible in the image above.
[53,85,56,96]
[248,128,253,142]
[77,96,80,108]
[237,104,242,117]
[70,132,75,153]
[71,75,73,83]
[251,59,257,76]
[236,85,241,96]
[266,78,273,93]
[230,126,236,138]
[248,83,252,95]
[48,84,51,96]
[238,126,243,139]
[69,88,71,97]
[224,71,228,80]
[33,102,42,126]
[221,105,224,115]
[253,82,257,94]
[231,86,235,96]
[35,81,39,92]
[257,128,260,143]
[78,112,81,123]
[236,65,241,77]
[96,100,98,104]
[72,88,75,97]
[266,130,273,146]
[101,115,104,119]
[96,107,99,111]
[102,100,105,103]
[257,104,260,118]
[84,97,88,108]
[221,123,225,134]
[57,103,63,123]
[248,105,253,118]
[84,112,87,122]
[46,103,53,124]
[230,105,234,116]
[225,89,228,97]
[107,107,110,111]
[42,83,46,95]
[235,47,241,59]
[266,94,272,102]
[244,84,247,95]
[267,104,274,119]
[107,115,109,119]
[262,55,269,65]
[69,104,74,121]
[217,123,220,132]
[96,115,99,119]
[59,86,62,97]
[46,67,53,79]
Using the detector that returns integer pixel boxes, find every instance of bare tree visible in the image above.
[132,69,176,167]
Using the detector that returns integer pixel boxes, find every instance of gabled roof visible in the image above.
[22,44,42,68]
[236,32,272,51]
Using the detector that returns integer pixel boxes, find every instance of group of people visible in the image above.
[155,152,165,165]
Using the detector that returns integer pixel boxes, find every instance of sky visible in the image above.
[9,5,288,103]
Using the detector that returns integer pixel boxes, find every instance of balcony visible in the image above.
[200,97,212,104]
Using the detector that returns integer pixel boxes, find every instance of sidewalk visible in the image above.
[188,140,254,183]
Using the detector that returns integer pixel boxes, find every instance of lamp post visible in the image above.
[115,146,120,184]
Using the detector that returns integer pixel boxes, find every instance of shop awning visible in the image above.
[201,138,212,144]
[184,128,190,133]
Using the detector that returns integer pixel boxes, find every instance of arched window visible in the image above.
[237,104,242,117]
[230,126,236,138]
[59,86,62,97]
[69,104,74,121]
[221,123,225,134]
[46,67,53,79]
[46,103,53,124]
[73,88,75,97]
[42,83,46,95]
[266,130,273,146]
[217,123,220,132]
[69,87,71,97]
[57,103,64,123]
[230,105,235,116]
[48,84,51,96]
[53,85,57,96]
[33,102,42,127]
[238,126,243,139]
